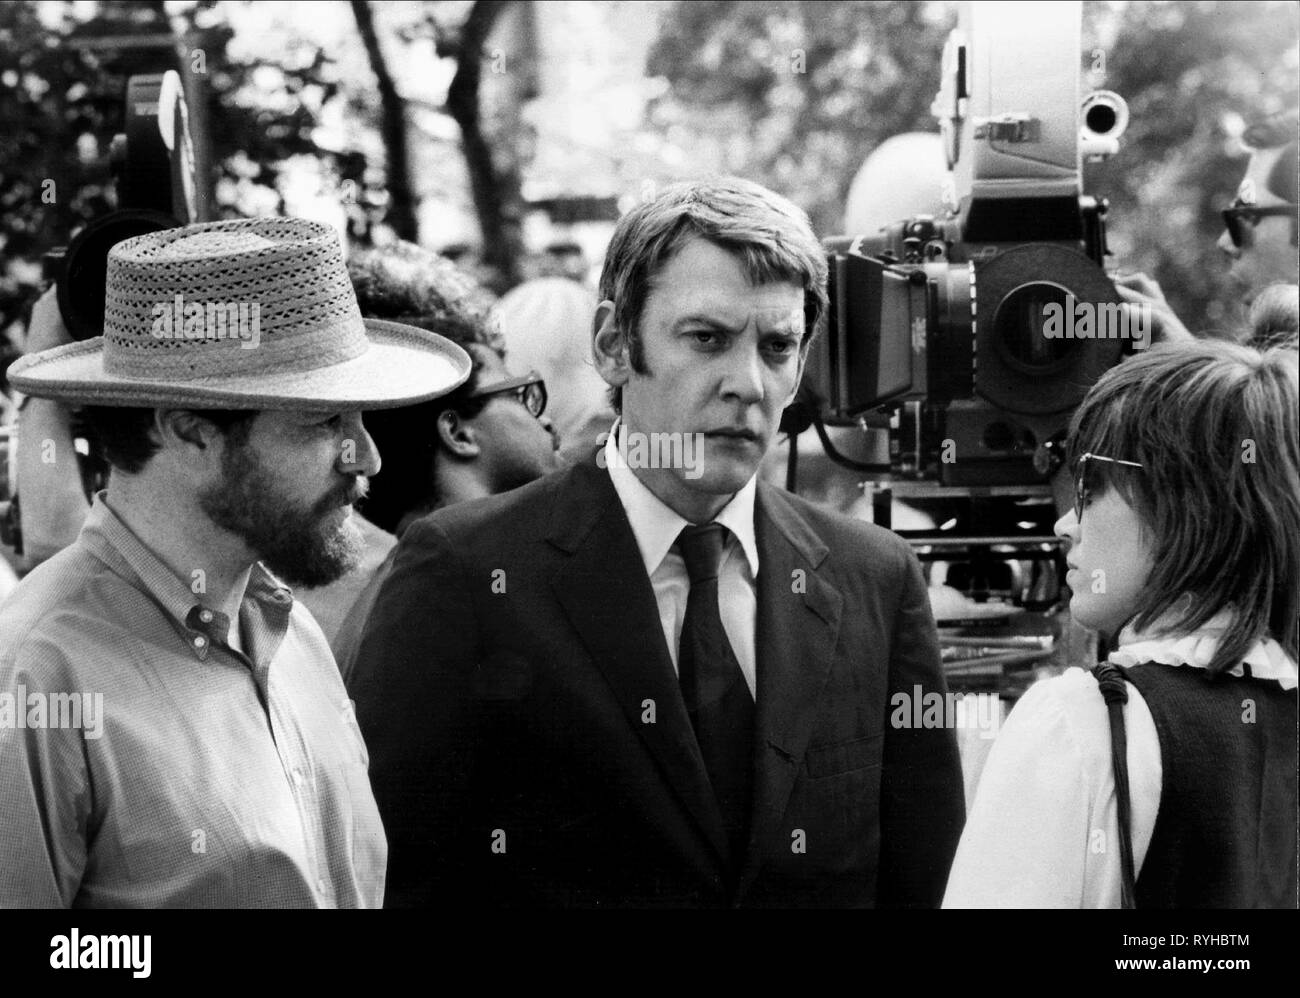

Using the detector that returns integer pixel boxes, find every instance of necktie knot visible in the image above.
[677,523,727,583]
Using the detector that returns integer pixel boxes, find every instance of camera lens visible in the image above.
[57,210,179,341]
[974,245,1124,418]
[1085,104,1117,135]
[992,282,1075,371]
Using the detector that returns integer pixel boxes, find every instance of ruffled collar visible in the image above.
[1108,609,1298,691]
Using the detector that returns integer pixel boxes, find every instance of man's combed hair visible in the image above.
[597,177,829,413]
[349,241,502,353]
[1067,341,1300,673]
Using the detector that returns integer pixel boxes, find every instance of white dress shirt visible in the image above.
[943,611,1298,908]
[603,423,760,698]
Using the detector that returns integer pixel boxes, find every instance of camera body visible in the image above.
[44,70,198,340]
[808,1,1139,487]
[5,70,203,558]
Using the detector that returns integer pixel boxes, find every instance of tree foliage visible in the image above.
[647,0,1298,330]
[647,0,953,238]
[0,0,380,339]
[3,0,1295,347]
[1085,1,1298,329]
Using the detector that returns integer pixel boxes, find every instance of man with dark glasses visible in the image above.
[435,349,558,503]
[332,343,560,681]
[1115,108,1298,342]
[1217,109,1299,297]
[467,368,548,418]
[1221,203,1298,253]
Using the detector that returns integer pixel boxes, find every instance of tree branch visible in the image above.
[444,0,520,287]
[351,0,417,240]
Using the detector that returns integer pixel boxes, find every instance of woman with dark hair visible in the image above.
[944,340,1299,908]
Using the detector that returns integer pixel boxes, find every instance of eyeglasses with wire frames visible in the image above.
[466,371,548,418]
[1074,452,1143,523]
[1221,199,1299,249]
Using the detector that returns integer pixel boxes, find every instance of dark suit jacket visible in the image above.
[347,457,965,907]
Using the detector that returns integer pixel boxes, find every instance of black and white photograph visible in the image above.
[0,0,1295,980]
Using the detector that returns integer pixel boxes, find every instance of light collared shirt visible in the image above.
[0,493,386,908]
[603,422,760,696]
[942,612,1298,908]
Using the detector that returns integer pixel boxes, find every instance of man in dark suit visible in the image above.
[347,177,965,907]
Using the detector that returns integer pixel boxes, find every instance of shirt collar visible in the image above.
[1110,607,1299,690]
[603,420,759,578]
[78,491,294,661]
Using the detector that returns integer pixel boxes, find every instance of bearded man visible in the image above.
[0,217,469,907]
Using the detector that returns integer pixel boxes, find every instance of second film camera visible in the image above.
[807,0,1140,488]
[44,69,200,340]
[3,67,204,557]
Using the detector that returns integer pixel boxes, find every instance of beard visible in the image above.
[199,439,367,588]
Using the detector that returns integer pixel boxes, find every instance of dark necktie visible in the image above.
[676,523,755,864]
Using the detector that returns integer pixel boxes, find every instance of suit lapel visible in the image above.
[738,482,844,897]
[549,461,732,868]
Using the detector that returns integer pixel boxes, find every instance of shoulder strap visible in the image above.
[1092,662,1137,909]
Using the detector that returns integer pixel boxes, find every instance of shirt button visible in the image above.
[199,609,214,623]
[316,877,329,896]
[292,768,305,786]
[193,635,207,649]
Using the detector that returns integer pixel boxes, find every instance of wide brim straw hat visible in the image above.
[8,217,471,410]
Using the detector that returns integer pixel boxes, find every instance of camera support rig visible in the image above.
[794,0,1132,678]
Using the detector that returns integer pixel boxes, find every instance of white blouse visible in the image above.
[942,613,1298,908]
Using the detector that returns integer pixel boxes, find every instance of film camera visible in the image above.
[44,69,199,339]
[805,1,1139,488]
[0,70,201,556]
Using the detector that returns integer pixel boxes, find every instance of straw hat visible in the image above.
[8,217,471,410]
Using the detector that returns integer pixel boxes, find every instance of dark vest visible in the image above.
[1124,662,1298,908]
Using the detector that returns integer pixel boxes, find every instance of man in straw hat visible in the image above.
[0,217,469,908]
